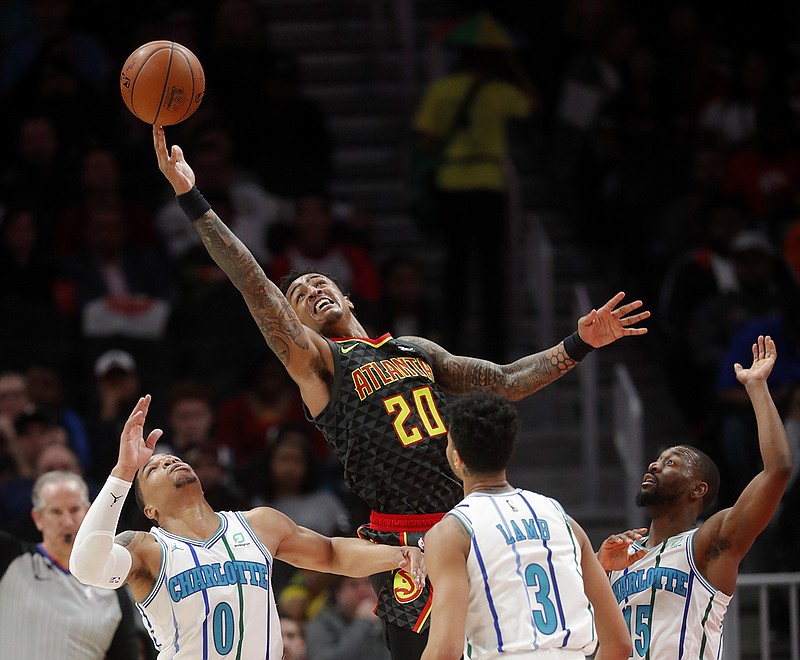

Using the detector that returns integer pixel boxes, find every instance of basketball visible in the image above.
[120,41,205,126]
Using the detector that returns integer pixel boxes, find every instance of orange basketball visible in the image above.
[120,41,205,126]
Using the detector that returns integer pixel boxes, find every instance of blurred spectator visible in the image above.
[156,379,218,459]
[0,407,64,526]
[304,576,390,660]
[657,196,750,431]
[60,205,171,341]
[241,423,348,595]
[268,193,382,312]
[232,50,333,199]
[85,349,140,482]
[374,255,444,344]
[0,371,31,451]
[155,119,287,265]
[25,363,90,469]
[724,97,800,226]
[711,294,800,508]
[0,205,57,305]
[281,615,308,660]
[688,230,797,426]
[216,354,311,469]
[182,444,246,513]
[55,146,156,259]
[412,44,537,360]
[698,49,776,148]
[279,569,337,624]
[0,115,73,237]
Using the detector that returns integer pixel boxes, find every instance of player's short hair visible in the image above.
[448,391,519,473]
[279,267,347,296]
[133,469,148,519]
[676,445,720,511]
[32,471,89,511]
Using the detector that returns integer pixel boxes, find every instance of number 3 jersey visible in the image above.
[312,333,462,514]
[608,529,730,659]
[136,511,282,660]
[448,489,598,659]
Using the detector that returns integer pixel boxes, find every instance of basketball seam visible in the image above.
[128,44,173,124]
[173,48,195,124]
[152,43,176,126]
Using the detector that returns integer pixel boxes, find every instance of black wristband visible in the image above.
[177,186,211,222]
[563,331,595,361]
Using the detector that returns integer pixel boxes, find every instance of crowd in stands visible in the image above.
[2,0,800,655]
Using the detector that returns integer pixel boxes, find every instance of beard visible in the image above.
[173,471,199,489]
[635,484,680,508]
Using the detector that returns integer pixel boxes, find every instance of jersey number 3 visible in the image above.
[383,386,447,447]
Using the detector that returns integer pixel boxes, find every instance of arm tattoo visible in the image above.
[407,337,577,400]
[115,531,138,548]
[194,212,309,365]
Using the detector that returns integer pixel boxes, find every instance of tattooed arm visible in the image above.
[152,126,331,398]
[403,292,650,399]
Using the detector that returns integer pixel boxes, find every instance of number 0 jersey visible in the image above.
[136,512,281,660]
[608,529,730,659]
[311,333,462,514]
[448,489,598,659]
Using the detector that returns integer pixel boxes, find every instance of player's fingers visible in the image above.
[612,300,643,316]
[145,428,163,451]
[600,292,626,310]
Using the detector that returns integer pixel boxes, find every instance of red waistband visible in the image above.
[369,511,446,533]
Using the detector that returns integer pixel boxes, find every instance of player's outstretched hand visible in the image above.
[396,546,426,589]
[116,395,163,477]
[153,125,195,195]
[577,292,650,349]
[734,335,776,387]
[597,527,648,572]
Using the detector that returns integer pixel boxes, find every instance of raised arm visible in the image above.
[406,292,649,399]
[695,335,793,594]
[70,396,163,599]
[152,126,328,383]
[420,517,470,660]
[244,507,424,586]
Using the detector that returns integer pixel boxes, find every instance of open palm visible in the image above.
[117,395,163,473]
[734,335,776,387]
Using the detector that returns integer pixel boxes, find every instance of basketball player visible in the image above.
[69,395,423,659]
[597,335,792,659]
[0,471,139,659]
[152,124,649,659]
[421,391,631,660]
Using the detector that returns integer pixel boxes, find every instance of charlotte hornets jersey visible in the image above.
[136,511,282,659]
[448,489,598,659]
[608,529,730,659]
[311,333,462,514]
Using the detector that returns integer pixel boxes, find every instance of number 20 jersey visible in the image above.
[136,512,282,659]
[312,333,462,514]
[448,489,598,658]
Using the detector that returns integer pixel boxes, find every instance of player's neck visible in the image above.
[323,317,369,339]
[464,474,513,496]
[159,499,220,540]
[646,509,698,546]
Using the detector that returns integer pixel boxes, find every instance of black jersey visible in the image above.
[311,333,462,514]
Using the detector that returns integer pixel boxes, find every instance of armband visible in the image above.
[69,475,133,589]
[563,331,595,362]
[177,186,212,222]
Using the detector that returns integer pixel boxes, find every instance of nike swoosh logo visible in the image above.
[340,344,358,354]
[397,345,415,352]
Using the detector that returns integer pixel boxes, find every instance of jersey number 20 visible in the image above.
[383,386,447,446]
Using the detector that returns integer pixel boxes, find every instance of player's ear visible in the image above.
[691,481,708,502]
[144,504,158,522]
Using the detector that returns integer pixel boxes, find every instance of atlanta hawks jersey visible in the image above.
[608,529,730,659]
[311,333,462,514]
[448,489,598,659]
[136,511,282,659]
